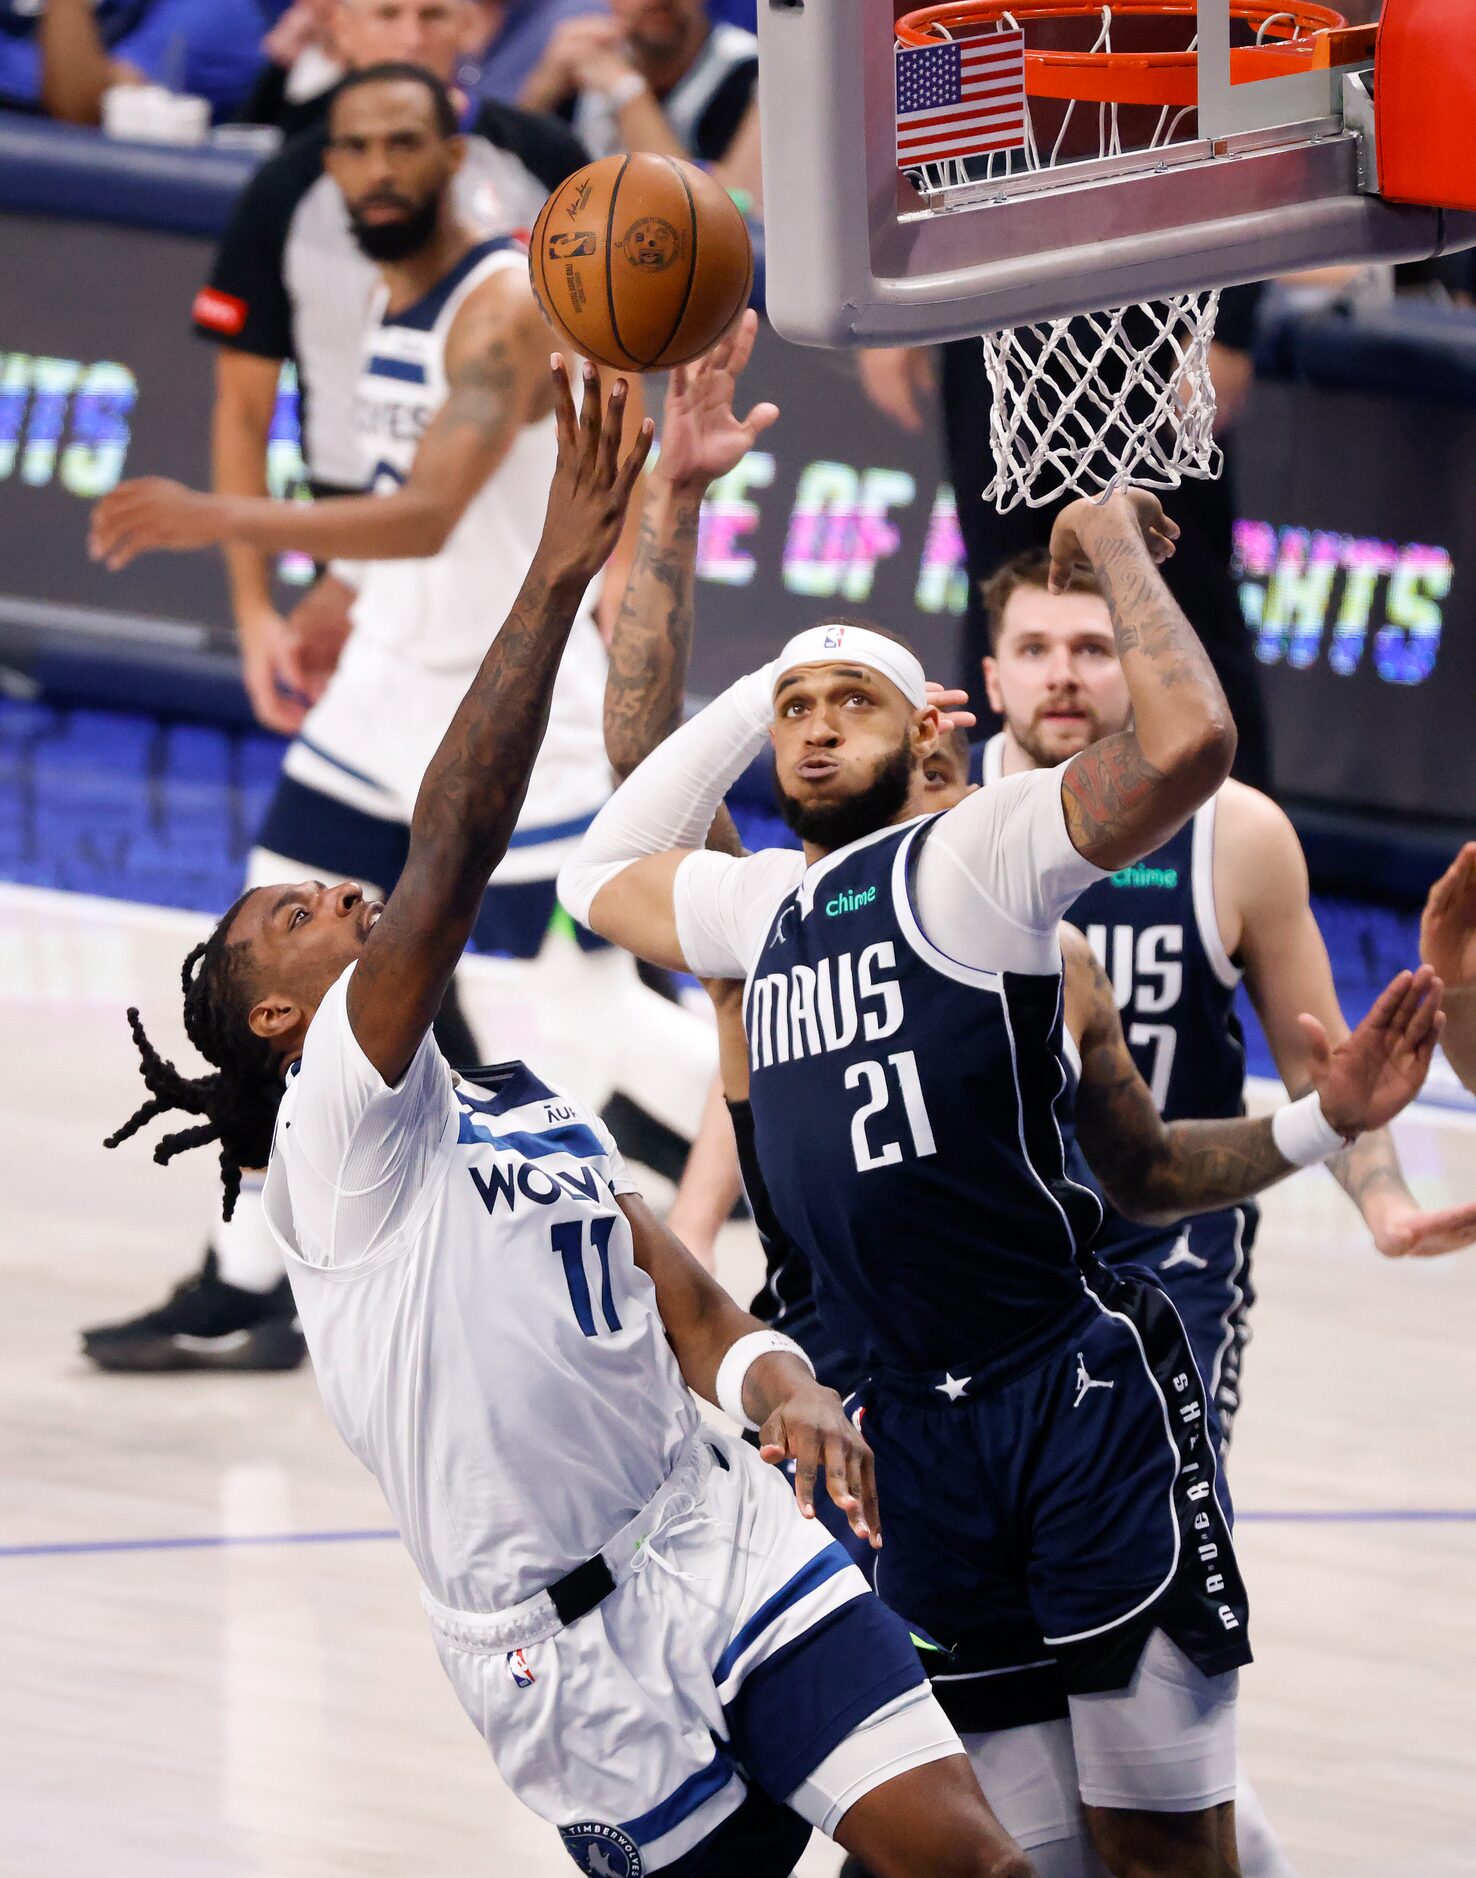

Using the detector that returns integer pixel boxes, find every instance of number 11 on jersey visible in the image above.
[845,1049,937,1173]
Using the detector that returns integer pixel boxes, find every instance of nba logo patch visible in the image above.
[506,1648,536,1688]
[823,625,846,650]
[559,1821,643,1876]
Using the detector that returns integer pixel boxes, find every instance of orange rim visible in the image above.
[895,0,1350,110]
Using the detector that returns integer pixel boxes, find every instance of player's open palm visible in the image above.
[658,310,778,493]
[90,478,226,569]
[1300,964,1444,1140]
[542,359,654,585]
[759,1382,882,1551]
[1420,843,1476,990]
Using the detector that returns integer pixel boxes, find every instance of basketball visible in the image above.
[529,153,754,374]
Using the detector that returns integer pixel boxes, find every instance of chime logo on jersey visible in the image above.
[559,1822,643,1877]
[506,1648,535,1688]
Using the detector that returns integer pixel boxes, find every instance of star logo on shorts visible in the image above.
[935,1371,971,1401]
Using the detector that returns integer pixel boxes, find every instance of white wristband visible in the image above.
[1271,1091,1351,1168]
[716,1330,814,1431]
[604,71,649,111]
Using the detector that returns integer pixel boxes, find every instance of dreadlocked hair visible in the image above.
[104,889,286,1221]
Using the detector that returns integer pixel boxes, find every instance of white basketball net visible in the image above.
[980,291,1223,511]
[903,6,1233,510]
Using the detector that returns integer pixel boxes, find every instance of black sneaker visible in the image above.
[80,1250,305,1373]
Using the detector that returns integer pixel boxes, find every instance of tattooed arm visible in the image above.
[90,271,548,569]
[1049,492,1236,871]
[347,365,652,1083]
[604,315,777,864]
[1067,928,1444,1228]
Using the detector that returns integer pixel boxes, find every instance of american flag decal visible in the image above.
[895,30,1027,170]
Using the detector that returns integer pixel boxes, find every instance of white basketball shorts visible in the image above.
[428,1429,960,1875]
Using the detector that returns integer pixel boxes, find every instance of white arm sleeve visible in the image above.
[271,967,456,1270]
[557,662,776,925]
[915,768,1110,974]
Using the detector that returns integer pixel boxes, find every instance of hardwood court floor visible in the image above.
[3,883,1475,1877]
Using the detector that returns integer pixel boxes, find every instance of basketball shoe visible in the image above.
[81,1249,305,1373]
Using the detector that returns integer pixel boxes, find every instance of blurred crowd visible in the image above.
[0,0,757,149]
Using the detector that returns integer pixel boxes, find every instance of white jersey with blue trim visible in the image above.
[345,237,609,835]
[262,965,699,1613]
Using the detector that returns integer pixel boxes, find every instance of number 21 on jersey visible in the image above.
[845,1049,937,1172]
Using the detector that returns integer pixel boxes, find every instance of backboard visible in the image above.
[757,0,1476,346]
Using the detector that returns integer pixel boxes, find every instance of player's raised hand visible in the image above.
[1420,843,1476,990]
[758,1383,881,1550]
[1048,488,1179,593]
[90,478,229,569]
[1368,1193,1476,1261]
[1300,964,1444,1141]
[657,310,778,496]
[540,357,654,586]
[925,680,977,735]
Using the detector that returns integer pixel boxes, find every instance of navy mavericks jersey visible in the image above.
[1067,804,1245,1127]
[976,738,1252,1264]
[743,816,1103,1377]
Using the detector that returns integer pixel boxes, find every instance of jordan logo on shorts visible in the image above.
[1160,1233,1208,1273]
[1073,1353,1114,1408]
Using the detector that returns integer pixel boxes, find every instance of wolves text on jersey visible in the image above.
[469,1156,622,1217]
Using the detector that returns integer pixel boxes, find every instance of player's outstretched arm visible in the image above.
[604,310,775,793]
[346,362,651,1085]
[1422,842,1476,1096]
[89,272,548,571]
[619,1192,881,1547]
[1069,929,1446,1227]
[1050,490,1236,872]
[1230,793,1476,1258]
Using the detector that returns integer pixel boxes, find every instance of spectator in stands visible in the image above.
[459,0,612,107]
[518,0,759,204]
[237,0,347,139]
[0,0,269,123]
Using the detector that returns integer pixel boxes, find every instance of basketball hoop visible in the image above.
[894,0,1349,509]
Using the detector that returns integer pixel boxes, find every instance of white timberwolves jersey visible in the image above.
[263,967,699,1611]
[346,238,609,835]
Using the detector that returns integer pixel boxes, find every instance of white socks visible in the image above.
[212,1172,286,1294]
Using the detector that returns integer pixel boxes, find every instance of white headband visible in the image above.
[774,623,928,710]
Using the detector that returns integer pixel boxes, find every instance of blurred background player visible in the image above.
[82,63,713,1373]
[518,0,760,206]
[192,0,593,743]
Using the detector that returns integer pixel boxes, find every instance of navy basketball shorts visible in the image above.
[855,1267,1251,1736]
[1099,1205,1259,1454]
